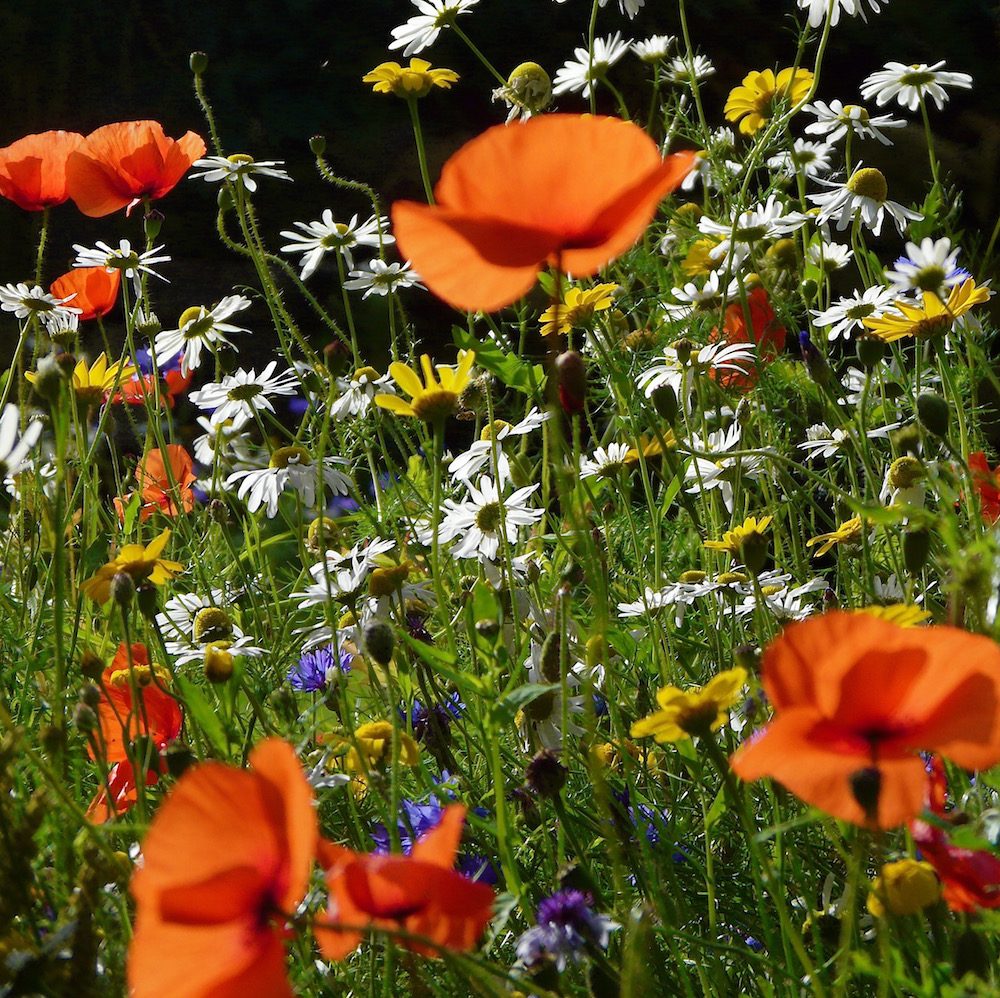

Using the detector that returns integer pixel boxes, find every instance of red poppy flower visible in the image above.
[114,368,193,410]
[0,130,84,211]
[392,114,695,312]
[87,642,182,824]
[316,804,494,959]
[911,820,1000,912]
[128,739,317,998]
[711,287,786,388]
[968,451,1000,524]
[730,612,1000,829]
[50,266,121,322]
[138,445,196,519]
[65,120,206,218]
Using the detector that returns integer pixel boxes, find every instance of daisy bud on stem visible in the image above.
[916,392,950,438]
[362,620,395,667]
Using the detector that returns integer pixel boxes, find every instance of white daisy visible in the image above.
[280,212,393,279]
[422,475,543,562]
[637,340,755,411]
[698,194,809,263]
[0,404,43,492]
[294,538,396,605]
[189,362,299,424]
[805,240,853,274]
[580,442,631,481]
[156,591,266,666]
[666,54,715,85]
[189,154,292,192]
[0,283,80,323]
[798,0,886,27]
[682,422,769,512]
[554,0,645,16]
[766,138,835,180]
[330,367,396,420]
[884,237,969,295]
[389,0,481,57]
[193,414,253,467]
[154,295,252,375]
[552,33,633,99]
[728,577,827,622]
[342,259,424,298]
[73,239,171,294]
[617,579,713,626]
[225,448,352,518]
[660,270,741,319]
[802,99,905,145]
[448,408,548,485]
[812,285,900,341]
[798,423,850,460]
[631,35,674,62]
[808,163,921,237]
[860,61,973,112]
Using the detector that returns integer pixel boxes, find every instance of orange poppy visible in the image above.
[968,451,1000,524]
[50,266,121,322]
[316,804,494,959]
[0,130,84,211]
[730,612,1000,829]
[911,819,1000,912]
[138,445,196,519]
[87,642,182,824]
[114,368,193,410]
[711,287,786,388]
[128,738,317,998]
[392,114,695,312]
[65,120,206,218]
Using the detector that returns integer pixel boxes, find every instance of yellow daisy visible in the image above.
[704,515,773,556]
[539,283,618,337]
[363,59,459,99]
[725,67,814,136]
[81,529,183,604]
[853,604,931,628]
[631,668,748,743]
[375,350,476,422]
[806,515,863,557]
[862,278,991,343]
[345,720,420,772]
[27,351,137,406]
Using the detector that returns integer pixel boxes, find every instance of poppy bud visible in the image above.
[80,649,104,682]
[651,384,678,425]
[79,684,101,709]
[799,278,818,302]
[309,134,327,156]
[798,329,832,386]
[363,620,395,666]
[856,334,885,369]
[144,208,164,242]
[903,528,932,575]
[849,766,882,823]
[73,703,97,734]
[555,350,587,415]
[189,51,209,74]
[540,632,561,682]
[110,571,135,608]
[135,584,159,620]
[217,184,234,212]
[916,392,949,438]
[525,748,567,798]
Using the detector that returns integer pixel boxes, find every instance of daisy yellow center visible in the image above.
[411,388,459,422]
[841,104,869,124]
[475,501,503,533]
[193,607,235,643]
[354,366,380,382]
[322,224,354,248]
[228,383,263,402]
[679,570,707,583]
[846,168,888,204]
[107,251,140,272]
[227,153,255,166]
[270,445,312,469]
[179,307,215,338]
[846,303,876,321]
[480,420,511,442]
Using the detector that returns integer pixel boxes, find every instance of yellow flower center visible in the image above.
[269,445,312,469]
[353,366,380,382]
[475,501,503,533]
[226,153,255,166]
[480,419,511,442]
[846,168,888,204]
[193,607,234,644]
[411,388,459,422]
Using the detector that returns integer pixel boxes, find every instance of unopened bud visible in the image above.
[849,766,882,824]
[80,649,104,682]
[540,632,561,682]
[80,684,101,709]
[555,350,586,415]
[525,748,567,798]
[903,528,932,575]
[144,209,164,242]
[363,620,395,666]
[309,134,327,156]
[189,51,209,74]
[651,384,678,425]
[165,743,196,777]
[73,703,98,734]
[916,392,949,438]
[856,334,885,369]
[110,571,135,608]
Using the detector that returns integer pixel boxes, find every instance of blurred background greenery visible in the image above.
[1,0,999,358]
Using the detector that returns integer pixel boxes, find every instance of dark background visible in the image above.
[3,0,1000,362]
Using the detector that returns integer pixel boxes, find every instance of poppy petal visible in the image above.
[410,803,464,869]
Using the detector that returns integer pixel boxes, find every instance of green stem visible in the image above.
[407,99,435,205]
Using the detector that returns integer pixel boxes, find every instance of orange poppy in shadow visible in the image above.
[66,120,206,217]
[968,451,1000,524]
[87,642,182,824]
[50,266,121,322]
[128,739,317,998]
[711,287,786,389]
[316,804,494,959]
[0,130,84,211]
[392,114,695,312]
[730,612,1000,829]
[138,445,196,519]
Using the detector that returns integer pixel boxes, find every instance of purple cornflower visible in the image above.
[406,692,464,741]
[286,644,351,692]
[515,889,618,971]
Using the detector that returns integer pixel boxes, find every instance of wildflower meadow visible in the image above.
[6,0,1000,994]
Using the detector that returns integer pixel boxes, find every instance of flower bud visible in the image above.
[30,355,67,404]
[165,743,196,778]
[524,748,567,798]
[204,643,235,683]
[475,617,500,640]
[309,134,327,156]
[540,632,561,683]
[144,208,164,242]
[650,384,678,425]
[903,528,932,575]
[363,620,395,666]
[555,350,586,415]
[916,392,950,438]
[79,684,101,709]
[110,571,135,608]
[799,278,818,302]
[136,584,159,620]
[73,703,97,734]
[189,51,209,74]
[856,333,885,369]
[79,649,104,682]
[849,765,882,824]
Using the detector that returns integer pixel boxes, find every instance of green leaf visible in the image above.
[452,326,544,396]
[704,785,727,829]
[400,632,487,695]
[175,676,229,757]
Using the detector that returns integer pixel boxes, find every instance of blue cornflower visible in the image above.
[286,644,351,692]
[515,889,618,971]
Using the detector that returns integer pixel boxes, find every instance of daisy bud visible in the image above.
[504,62,553,116]
[217,184,234,212]
[309,134,327,156]
[799,278,818,302]
[79,649,104,682]
[362,620,395,667]
[903,528,932,575]
[30,355,67,404]
[72,703,97,735]
[109,571,135,608]
[204,643,235,683]
[525,748,567,799]
[189,50,209,74]
[555,350,587,415]
[890,424,922,456]
[916,392,950,438]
